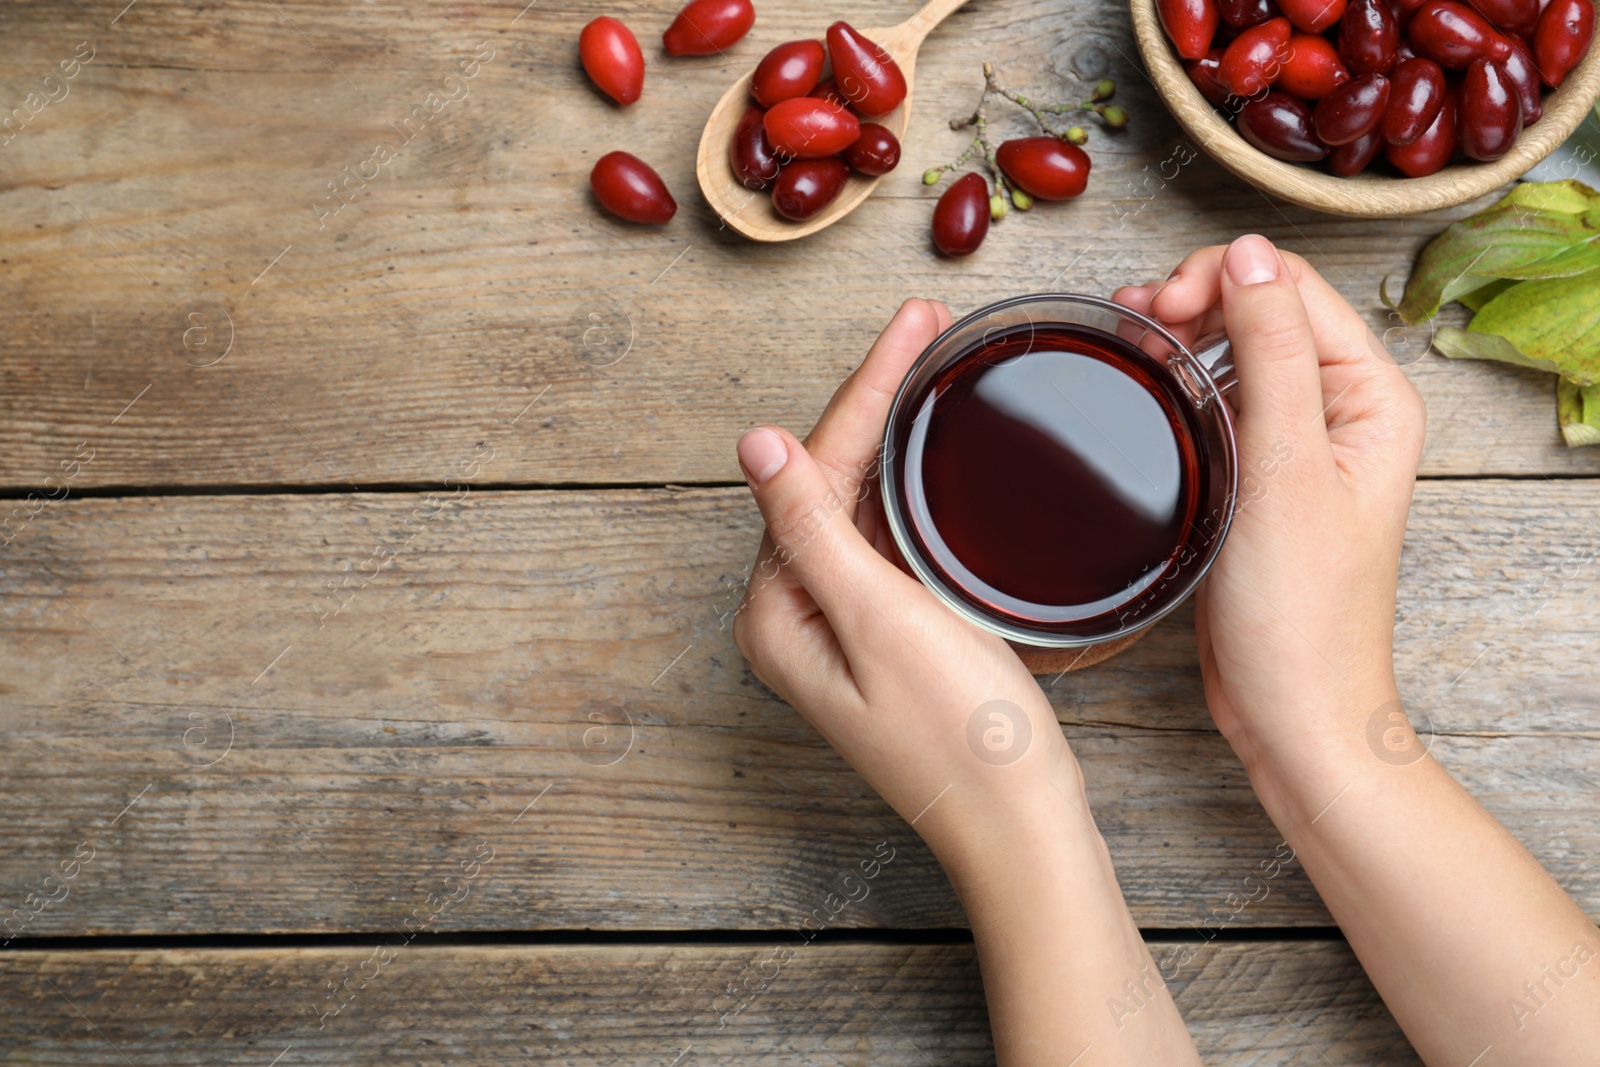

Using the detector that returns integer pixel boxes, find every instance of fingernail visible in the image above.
[737,428,788,486]
[1225,234,1280,287]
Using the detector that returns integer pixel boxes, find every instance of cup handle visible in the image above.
[1191,330,1237,395]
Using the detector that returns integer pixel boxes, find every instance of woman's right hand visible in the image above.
[1115,235,1427,786]
[1123,237,1600,1067]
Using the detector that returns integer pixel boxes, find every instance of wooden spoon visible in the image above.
[695,0,972,242]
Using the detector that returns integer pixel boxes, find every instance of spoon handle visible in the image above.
[898,0,973,45]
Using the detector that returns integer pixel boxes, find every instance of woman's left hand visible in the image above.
[731,298,1077,861]
[732,297,1204,1067]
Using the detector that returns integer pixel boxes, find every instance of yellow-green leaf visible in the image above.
[1505,179,1599,216]
[1434,327,1569,376]
[1510,180,1600,215]
[1466,271,1600,385]
[1457,278,1517,312]
[1390,180,1600,324]
[1558,378,1600,447]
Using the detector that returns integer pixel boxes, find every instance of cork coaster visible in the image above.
[1015,623,1153,675]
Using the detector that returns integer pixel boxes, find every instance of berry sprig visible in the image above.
[923,63,1125,219]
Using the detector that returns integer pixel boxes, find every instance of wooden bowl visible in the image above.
[1128,0,1600,216]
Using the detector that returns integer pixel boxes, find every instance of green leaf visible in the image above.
[1390,180,1600,324]
[1504,179,1600,216]
[1457,278,1517,312]
[1434,326,1570,376]
[1467,272,1600,385]
[1558,378,1600,447]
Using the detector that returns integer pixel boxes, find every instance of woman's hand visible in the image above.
[730,298,1075,861]
[732,298,1202,1067]
[1117,236,1600,1067]
[1115,235,1427,783]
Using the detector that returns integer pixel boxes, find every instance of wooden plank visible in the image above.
[0,941,1416,1065]
[1,483,1595,935]
[2,2,1596,488]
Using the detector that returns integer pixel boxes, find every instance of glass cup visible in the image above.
[880,293,1239,656]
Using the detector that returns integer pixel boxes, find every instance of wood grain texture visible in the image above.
[2,1,1597,488]
[2,483,1595,936]
[1,941,1418,1065]
[2,0,1591,1054]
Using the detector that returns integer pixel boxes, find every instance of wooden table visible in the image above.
[3,0,1596,1062]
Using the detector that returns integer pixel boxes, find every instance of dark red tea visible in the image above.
[890,323,1212,634]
